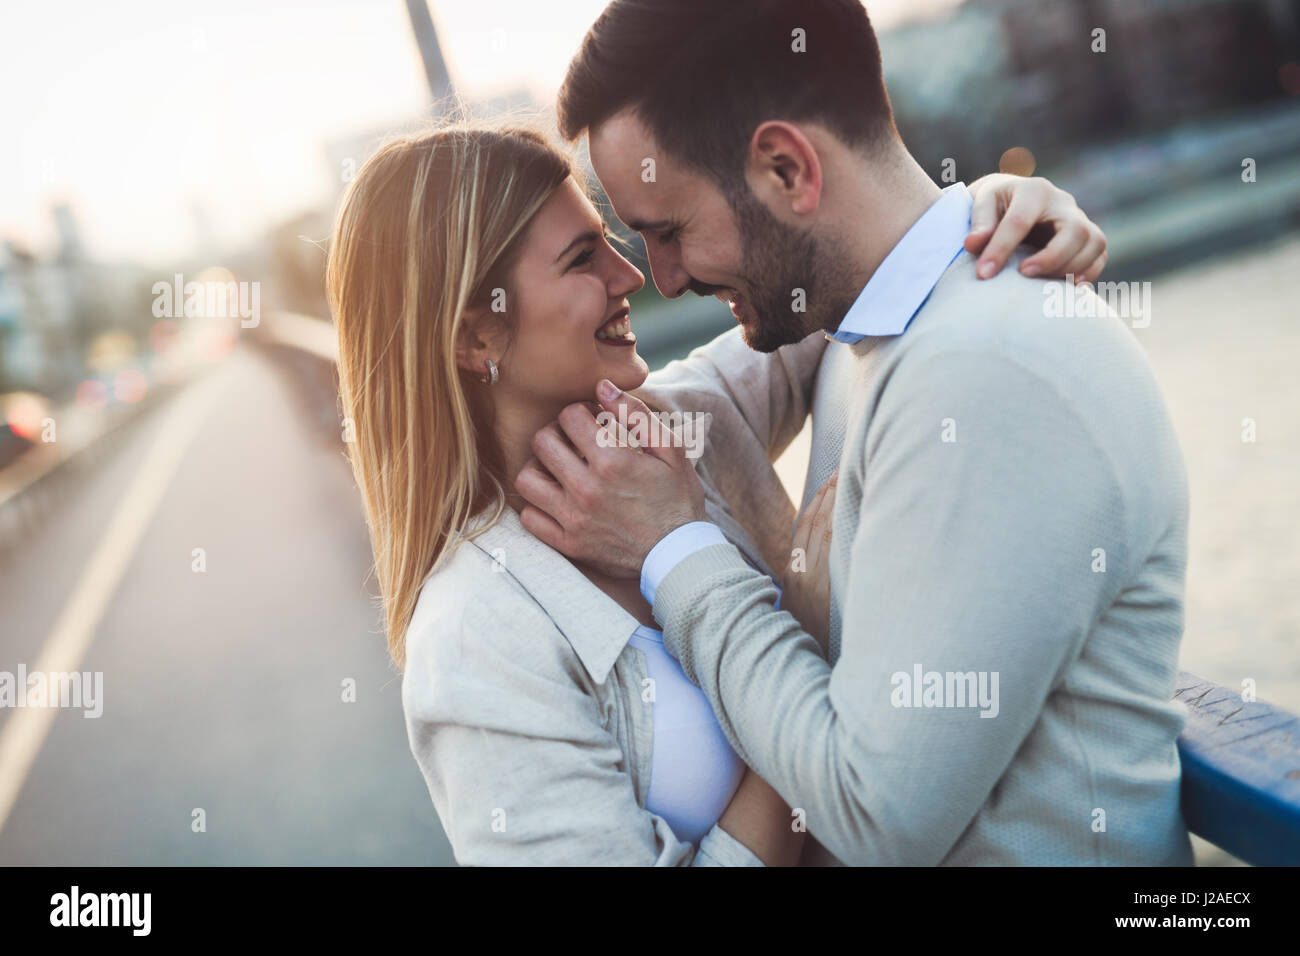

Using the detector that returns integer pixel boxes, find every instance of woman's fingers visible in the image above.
[965,181,1005,257]
[811,475,837,549]
[966,174,1108,282]
[1080,248,1109,285]
[798,473,837,559]
[1020,218,1094,279]
[793,474,832,560]
[792,486,820,559]
[1064,227,1108,283]
[964,227,994,257]
[1022,218,1107,284]
[975,180,1050,278]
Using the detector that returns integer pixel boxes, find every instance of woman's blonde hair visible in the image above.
[326,123,574,670]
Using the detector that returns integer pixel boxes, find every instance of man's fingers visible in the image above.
[975,182,1047,279]
[528,424,588,492]
[513,458,566,517]
[596,379,653,443]
[598,409,640,453]
[596,379,681,464]
[518,504,567,554]
[556,402,605,460]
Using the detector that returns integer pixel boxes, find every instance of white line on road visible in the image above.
[0,364,231,838]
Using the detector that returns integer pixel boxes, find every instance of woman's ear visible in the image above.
[454,311,485,375]
[454,309,506,377]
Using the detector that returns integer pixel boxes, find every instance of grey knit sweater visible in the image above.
[657,250,1195,865]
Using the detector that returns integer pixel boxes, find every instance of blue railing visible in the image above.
[1176,672,1300,865]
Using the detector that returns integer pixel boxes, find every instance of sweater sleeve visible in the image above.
[632,325,828,580]
[634,325,827,464]
[656,349,1132,864]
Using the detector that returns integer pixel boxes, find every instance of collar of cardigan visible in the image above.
[461,505,640,685]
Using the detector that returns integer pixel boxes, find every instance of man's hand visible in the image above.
[965,174,1108,284]
[515,380,708,578]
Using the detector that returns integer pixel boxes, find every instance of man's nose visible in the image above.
[645,246,689,299]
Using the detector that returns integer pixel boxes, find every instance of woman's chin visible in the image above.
[606,351,649,391]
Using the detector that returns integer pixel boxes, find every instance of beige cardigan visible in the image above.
[401,326,828,865]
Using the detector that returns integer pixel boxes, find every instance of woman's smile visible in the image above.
[595,305,636,346]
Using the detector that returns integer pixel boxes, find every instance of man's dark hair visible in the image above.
[558,0,898,198]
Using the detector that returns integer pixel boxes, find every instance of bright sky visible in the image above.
[0,0,956,265]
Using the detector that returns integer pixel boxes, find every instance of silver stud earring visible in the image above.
[480,358,498,386]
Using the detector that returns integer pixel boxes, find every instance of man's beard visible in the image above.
[728,187,858,352]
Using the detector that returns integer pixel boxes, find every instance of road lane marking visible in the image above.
[0,365,230,838]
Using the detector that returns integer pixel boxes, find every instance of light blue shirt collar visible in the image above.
[830,181,973,345]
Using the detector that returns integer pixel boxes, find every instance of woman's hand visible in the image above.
[966,174,1108,284]
[781,472,837,656]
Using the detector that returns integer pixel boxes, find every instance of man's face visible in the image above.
[588,109,830,352]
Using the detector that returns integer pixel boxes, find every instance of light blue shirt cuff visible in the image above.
[640,521,728,607]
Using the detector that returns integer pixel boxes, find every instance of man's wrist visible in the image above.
[639,521,728,607]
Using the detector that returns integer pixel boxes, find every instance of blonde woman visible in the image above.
[325,123,1108,866]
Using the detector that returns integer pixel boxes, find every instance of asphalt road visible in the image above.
[0,345,454,865]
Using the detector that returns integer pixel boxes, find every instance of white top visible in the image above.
[627,624,746,845]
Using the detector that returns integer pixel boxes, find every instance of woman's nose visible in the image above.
[610,250,646,298]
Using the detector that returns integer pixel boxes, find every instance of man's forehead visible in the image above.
[590,110,689,226]
[589,109,658,166]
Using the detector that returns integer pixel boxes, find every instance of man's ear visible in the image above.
[744,121,823,217]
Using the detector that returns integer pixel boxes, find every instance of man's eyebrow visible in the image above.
[553,228,603,264]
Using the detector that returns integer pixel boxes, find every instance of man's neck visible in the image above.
[838,150,944,300]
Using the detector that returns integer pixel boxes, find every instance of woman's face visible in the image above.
[496,177,649,407]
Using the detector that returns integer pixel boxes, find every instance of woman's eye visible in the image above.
[567,231,614,271]
[657,227,679,245]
